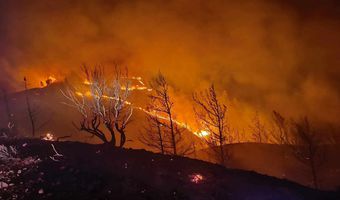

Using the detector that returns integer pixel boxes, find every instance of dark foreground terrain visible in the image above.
[0,139,338,200]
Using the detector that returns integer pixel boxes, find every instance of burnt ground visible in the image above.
[0,138,339,200]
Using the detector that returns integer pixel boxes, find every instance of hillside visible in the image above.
[1,84,340,192]
[197,143,340,190]
[0,138,338,200]
[0,83,200,149]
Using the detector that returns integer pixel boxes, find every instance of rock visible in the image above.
[38,188,44,194]
[0,181,8,188]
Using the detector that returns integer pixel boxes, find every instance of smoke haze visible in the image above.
[1,0,339,130]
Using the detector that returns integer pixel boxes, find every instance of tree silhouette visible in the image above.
[62,65,133,148]
[193,84,230,166]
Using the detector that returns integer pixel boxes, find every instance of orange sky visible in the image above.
[0,0,339,132]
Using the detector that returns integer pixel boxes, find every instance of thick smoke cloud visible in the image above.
[1,0,339,128]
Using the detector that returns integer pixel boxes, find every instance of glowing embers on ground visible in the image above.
[189,173,204,184]
[42,132,54,141]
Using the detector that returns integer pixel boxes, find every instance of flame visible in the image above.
[40,76,57,87]
[194,130,210,137]
[83,80,91,85]
[42,132,54,141]
[189,173,204,183]
[83,76,152,92]
[75,91,84,97]
[78,76,209,138]
[131,76,145,85]
[47,76,57,83]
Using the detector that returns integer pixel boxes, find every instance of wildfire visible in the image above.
[47,76,57,83]
[42,133,54,141]
[40,76,57,87]
[130,107,210,138]
[83,76,152,92]
[78,76,210,138]
[189,173,204,184]
[83,80,91,85]
[194,130,210,137]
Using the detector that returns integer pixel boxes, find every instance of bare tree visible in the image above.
[62,65,133,148]
[24,77,36,136]
[23,77,51,137]
[148,73,193,156]
[292,118,325,189]
[272,111,290,144]
[249,111,267,143]
[139,110,168,154]
[110,68,134,147]
[272,111,325,189]
[193,84,230,166]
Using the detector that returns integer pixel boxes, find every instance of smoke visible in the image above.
[1,0,339,129]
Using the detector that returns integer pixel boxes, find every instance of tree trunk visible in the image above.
[118,130,126,148]
[168,113,177,155]
[310,158,318,189]
[114,123,126,148]
[157,123,164,154]
[82,129,108,144]
[24,78,35,137]
[218,121,225,166]
[220,143,225,166]
[105,123,116,147]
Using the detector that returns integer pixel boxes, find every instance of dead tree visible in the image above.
[108,67,133,147]
[272,111,290,144]
[249,111,267,143]
[139,110,168,154]
[24,77,36,136]
[292,118,325,189]
[62,65,133,148]
[148,73,193,156]
[272,111,325,189]
[193,84,230,166]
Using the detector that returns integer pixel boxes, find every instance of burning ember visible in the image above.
[42,133,54,141]
[83,79,91,85]
[189,173,204,184]
[40,76,57,87]
[194,130,210,137]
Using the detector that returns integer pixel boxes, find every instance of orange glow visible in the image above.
[77,77,208,139]
[189,173,204,183]
[42,133,54,141]
[83,80,91,85]
[194,130,210,137]
[48,76,57,83]
[2,0,339,141]
[40,76,57,88]
[83,76,152,92]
